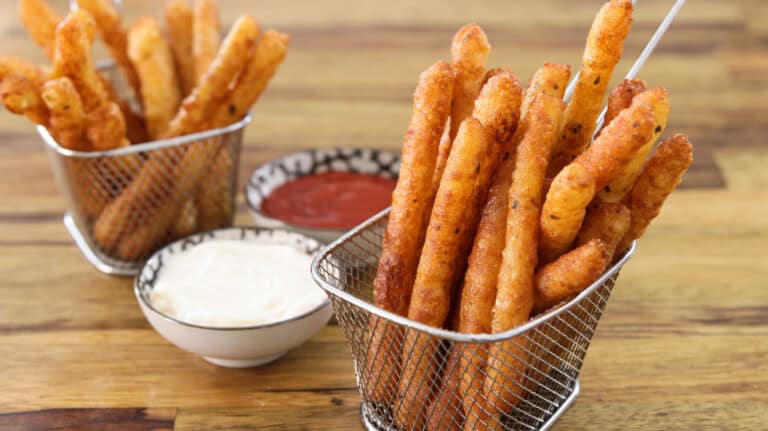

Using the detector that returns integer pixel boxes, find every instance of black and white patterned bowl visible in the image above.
[134,227,332,368]
[246,148,400,244]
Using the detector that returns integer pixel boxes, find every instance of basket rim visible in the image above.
[37,112,252,159]
[311,207,636,344]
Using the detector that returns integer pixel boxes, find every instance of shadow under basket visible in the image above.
[41,115,250,276]
[311,209,636,431]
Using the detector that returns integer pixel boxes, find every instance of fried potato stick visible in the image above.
[598,87,670,202]
[367,61,453,404]
[165,0,195,95]
[0,74,48,124]
[425,348,463,431]
[533,239,609,314]
[170,198,198,239]
[597,78,646,137]
[395,117,494,430]
[574,97,655,190]
[548,0,634,176]
[0,56,45,85]
[617,133,693,252]
[77,0,142,98]
[97,73,148,144]
[430,24,490,204]
[17,0,60,59]
[539,163,596,263]
[192,0,221,85]
[127,16,181,139]
[577,202,631,261]
[484,63,570,421]
[41,77,85,150]
[196,148,234,231]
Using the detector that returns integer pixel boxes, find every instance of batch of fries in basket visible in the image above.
[1,0,288,261]
[367,0,693,429]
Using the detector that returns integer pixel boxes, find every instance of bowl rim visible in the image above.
[244,147,401,234]
[134,226,331,332]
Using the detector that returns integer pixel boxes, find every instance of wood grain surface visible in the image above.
[0,0,766,430]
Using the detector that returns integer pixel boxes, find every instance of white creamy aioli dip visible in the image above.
[149,240,325,327]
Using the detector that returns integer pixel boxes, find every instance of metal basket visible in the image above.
[40,63,250,275]
[312,209,636,431]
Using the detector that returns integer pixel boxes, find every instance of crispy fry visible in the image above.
[539,163,596,263]
[395,117,494,429]
[77,0,142,98]
[127,16,181,139]
[17,0,60,59]
[533,239,609,314]
[85,101,129,150]
[598,78,646,137]
[192,0,221,85]
[210,30,289,128]
[574,97,655,190]
[368,61,453,404]
[472,70,522,145]
[484,63,570,421]
[0,56,45,85]
[617,133,693,252]
[425,348,463,431]
[170,198,198,239]
[196,148,235,230]
[430,24,491,203]
[598,87,670,202]
[41,77,85,150]
[98,73,148,144]
[577,202,631,261]
[548,0,634,176]
[0,74,48,124]
[165,0,195,95]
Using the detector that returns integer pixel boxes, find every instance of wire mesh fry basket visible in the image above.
[40,63,249,276]
[312,209,636,431]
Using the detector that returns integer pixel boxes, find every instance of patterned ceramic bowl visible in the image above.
[246,148,400,244]
[134,227,332,368]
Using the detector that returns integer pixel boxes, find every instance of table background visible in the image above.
[0,0,766,429]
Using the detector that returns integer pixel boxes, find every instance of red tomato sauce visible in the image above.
[261,172,397,230]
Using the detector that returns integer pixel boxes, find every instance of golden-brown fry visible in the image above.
[0,56,45,85]
[77,0,142,98]
[98,73,148,144]
[484,63,570,421]
[209,30,289,128]
[617,133,693,252]
[533,239,609,314]
[0,74,48,124]
[598,78,647,136]
[548,0,634,176]
[395,117,494,429]
[165,0,195,95]
[196,148,235,230]
[539,163,596,263]
[472,70,523,145]
[164,15,259,137]
[577,202,631,261]
[425,348,463,431]
[127,16,181,139]
[17,0,60,59]
[170,198,198,239]
[574,97,655,190]
[368,61,453,404]
[430,24,490,203]
[598,87,670,202]
[85,101,129,150]
[41,77,85,150]
[192,0,221,85]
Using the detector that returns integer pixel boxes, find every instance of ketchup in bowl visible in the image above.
[261,172,397,230]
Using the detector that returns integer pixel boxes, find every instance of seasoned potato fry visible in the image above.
[17,0,60,59]
[368,61,453,404]
[617,133,693,252]
[539,163,596,263]
[426,348,463,431]
[165,0,196,95]
[193,0,221,85]
[598,87,670,202]
[472,70,523,145]
[548,0,634,176]
[41,77,85,150]
[574,97,655,190]
[533,239,609,314]
[77,0,142,98]
[127,16,181,139]
[484,62,570,421]
[196,148,234,230]
[395,117,494,430]
[577,201,631,261]
[598,78,646,136]
[0,74,48,124]
[97,73,148,144]
[0,56,45,85]
[170,198,198,239]
[85,101,129,150]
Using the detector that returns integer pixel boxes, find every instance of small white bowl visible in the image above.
[134,227,333,368]
[246,147,400,244]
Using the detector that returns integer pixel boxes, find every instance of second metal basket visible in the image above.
[312,209,635,431]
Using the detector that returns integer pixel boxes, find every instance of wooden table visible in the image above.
[1,0,766,429]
